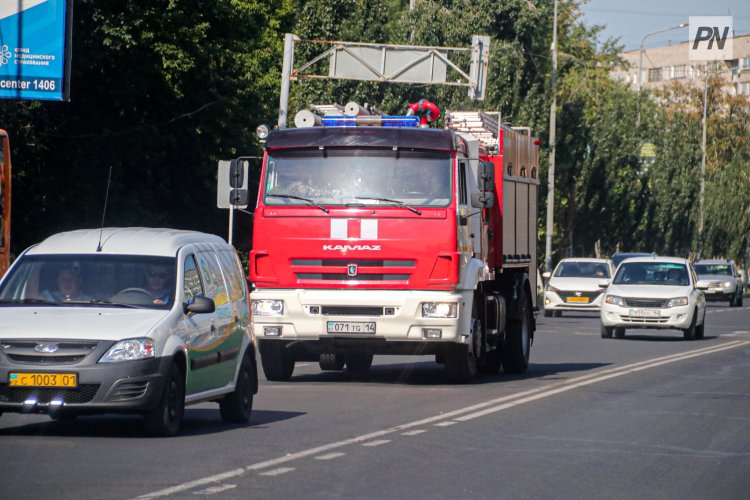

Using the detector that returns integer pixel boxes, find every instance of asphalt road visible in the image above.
[2,302,749,499]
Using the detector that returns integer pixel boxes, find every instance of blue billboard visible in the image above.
[0,0,72,101]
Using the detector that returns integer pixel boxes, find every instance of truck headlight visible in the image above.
[667,297,689,307]
[421,302,457,318]
[252,299,285,316]
[100,338,155,363]
[604,295,625,307]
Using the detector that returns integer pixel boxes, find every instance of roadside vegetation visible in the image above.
[0,0,747,265]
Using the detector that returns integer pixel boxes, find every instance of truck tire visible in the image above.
[345,353,373,372]
[319,353,345,371]
[502,291,531,374]
[220,351,256,423]
[600,325,613,338]
[259,341,295,381]
[444,344,477,383]
[144,362,185,437]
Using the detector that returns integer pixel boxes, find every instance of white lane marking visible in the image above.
[434,421,458,427]
[315,452,346,460]
[402,430,427,436]
[135,340,749,499]
[136,469,246,499]
[259,468,295,477]
[454,341,750,422]
[362,439,390,447]
[573,331,597,336]
[723,331,750,337]
[193,485,236,495]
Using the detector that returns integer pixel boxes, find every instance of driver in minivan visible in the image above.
[145,265,172,305]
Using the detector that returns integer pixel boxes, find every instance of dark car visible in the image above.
[611,252,655,269]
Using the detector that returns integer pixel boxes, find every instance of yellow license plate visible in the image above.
[566,297,590,303]
[9,372,78,388]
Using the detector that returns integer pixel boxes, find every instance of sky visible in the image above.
[579,0,750,51]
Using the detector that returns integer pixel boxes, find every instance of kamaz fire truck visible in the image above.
[248,102,540,383]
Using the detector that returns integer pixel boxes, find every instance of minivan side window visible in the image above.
[217,249,246,302]
[197,250,225,302]
[183,255,204,302]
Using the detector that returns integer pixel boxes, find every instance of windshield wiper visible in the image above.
[354,196,421,215]
[267,194,329,213]
[0,298,60,306]
[67,299,146,309]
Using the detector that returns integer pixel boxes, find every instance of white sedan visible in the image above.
[543,258,615,317]
[600,256,708,340]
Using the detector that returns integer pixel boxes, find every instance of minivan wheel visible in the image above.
[614,327,626,338]
[220,352,256,424]
[144,362,185,437]
[600,325,613,338]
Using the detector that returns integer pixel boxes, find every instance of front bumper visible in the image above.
[544,291,604,312]
[703,288,736,302]
[251,289,467,351]
[600,303,693,330]
[0,342,171,415]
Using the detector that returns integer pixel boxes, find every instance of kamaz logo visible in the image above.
[323,244,381,251]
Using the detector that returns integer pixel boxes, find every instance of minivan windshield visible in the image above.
[0,254,177,309]
[263,148,452,207]
[612,262,690,286]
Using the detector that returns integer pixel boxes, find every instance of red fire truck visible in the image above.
[248,103,540,383]
[0,129,11,276]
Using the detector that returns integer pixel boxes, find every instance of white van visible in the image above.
[0,228,256,436]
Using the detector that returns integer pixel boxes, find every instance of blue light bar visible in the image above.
[320,115,420,128]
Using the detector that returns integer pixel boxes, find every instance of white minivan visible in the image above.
[0,228,257,436]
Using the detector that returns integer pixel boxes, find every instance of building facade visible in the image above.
[612,34,750,96]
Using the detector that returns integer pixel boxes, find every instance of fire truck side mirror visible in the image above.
[230,189,249,207]
[470,191,495,209]
[229,159,248,189]
[479,161,494,191]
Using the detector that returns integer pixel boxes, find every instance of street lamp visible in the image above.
[697,65,742,259]
[544,0,558,274]
[636,22,688,126]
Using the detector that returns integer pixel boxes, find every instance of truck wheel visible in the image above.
[259,341,295,381]
[683,310,698,340]
[144,362,185,437]
[345,353,373,372]
[614,328,626,338]
[319,353,345,371]
[502,291,531,374]
[220,351,256,423]
[600,325,613,338]
[444,343,477,383]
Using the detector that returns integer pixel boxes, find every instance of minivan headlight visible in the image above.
[605,295,625,307]
[252,299,285,316]
[545,284,558,292]
[421,302,457,318]
[667,297,689,308]
[100,338,155,363]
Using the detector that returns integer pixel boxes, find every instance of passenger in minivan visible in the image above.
[44,266,90,302]
[145,265,172,305]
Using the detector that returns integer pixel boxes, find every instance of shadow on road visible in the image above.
[282,359,609,386]
[0,408,305,438]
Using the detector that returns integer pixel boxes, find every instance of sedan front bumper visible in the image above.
[600,303,694,330]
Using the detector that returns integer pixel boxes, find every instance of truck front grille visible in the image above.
[292,259,415,282]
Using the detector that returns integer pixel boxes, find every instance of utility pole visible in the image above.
[544,0,558,274]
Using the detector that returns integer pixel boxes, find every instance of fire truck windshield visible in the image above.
[263,148,451,207]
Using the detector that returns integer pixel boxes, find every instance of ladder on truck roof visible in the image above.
[445,111,501,151]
